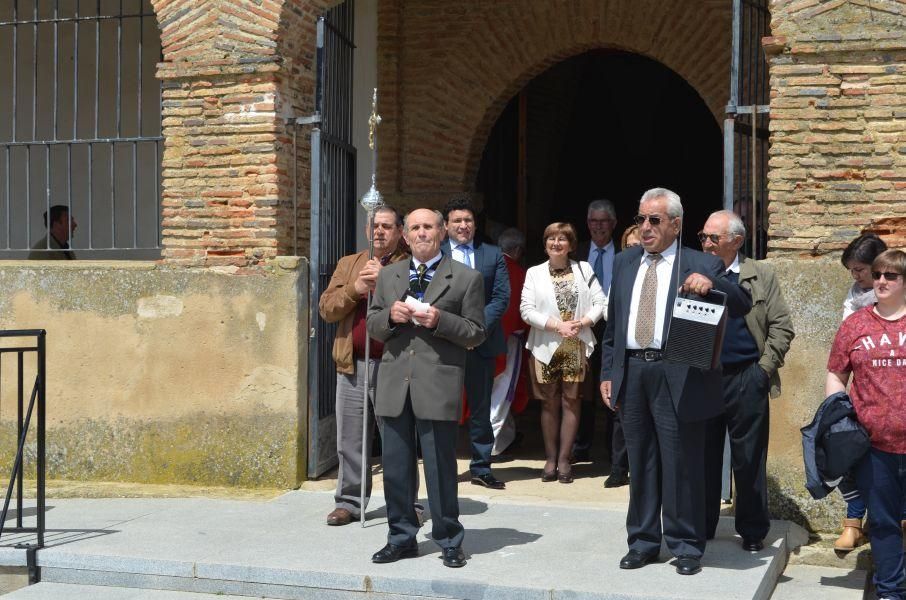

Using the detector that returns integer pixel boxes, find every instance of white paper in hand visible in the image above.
[404,295,431,326]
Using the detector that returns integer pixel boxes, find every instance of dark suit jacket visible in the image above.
[441,239,510,358]
[366,256,487,421]
[576,239,619,332]
[600,244,752,422]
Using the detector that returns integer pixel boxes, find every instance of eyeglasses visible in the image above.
[872,271,902,282]
[697,232,722,244]
[633,214,664,226]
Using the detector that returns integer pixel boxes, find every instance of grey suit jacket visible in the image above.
[366,256,487,421]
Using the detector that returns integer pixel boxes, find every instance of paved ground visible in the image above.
[0,490,805,600]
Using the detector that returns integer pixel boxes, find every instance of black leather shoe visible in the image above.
[442,546,466,568]
[471,473,505,489]
[371,543,418,564]
[741,538,764,552]
[674,555,702,575]
[604,472,629,488]
[619,550,658,569]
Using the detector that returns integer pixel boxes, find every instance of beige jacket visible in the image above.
[318,247,409,374]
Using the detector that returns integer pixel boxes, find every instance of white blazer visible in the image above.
[520,259,607,365]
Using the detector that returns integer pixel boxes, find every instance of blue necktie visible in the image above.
[593,248,605,286]
[457,244,472,268]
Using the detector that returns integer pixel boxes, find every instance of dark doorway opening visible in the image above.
[477,50,723,264]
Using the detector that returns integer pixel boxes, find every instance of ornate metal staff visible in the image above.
[359,88,383,526]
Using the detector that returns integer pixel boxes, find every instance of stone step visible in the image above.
[770,565,867,600]
[3,582,271,599]
[0,492,808,600]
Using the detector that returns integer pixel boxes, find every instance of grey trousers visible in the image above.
[334,358,382,516]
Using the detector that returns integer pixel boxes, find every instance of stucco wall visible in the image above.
[0,259,309,488]
[766,258,852,532]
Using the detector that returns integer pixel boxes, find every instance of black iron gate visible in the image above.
[306,1,356,478]
[724,0,770,259]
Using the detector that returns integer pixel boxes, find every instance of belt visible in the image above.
[627,349,663,362]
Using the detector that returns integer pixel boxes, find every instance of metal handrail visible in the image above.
[0,329,46,581]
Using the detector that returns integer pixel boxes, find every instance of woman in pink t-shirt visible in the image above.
[826,249,906,600]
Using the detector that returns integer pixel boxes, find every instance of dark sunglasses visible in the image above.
[872,271,902,282]
[634,214,664,226]
[697,232,721,244]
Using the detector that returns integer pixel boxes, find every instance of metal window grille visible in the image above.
[0,0,162,259]
[305,0,356,478]
[724,0,770,259]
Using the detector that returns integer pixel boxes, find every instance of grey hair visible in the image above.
[710,210,746,238]
[587,199,616,220]
[640,187,683,219]
[497,227,526,254]
[403,209,444,232]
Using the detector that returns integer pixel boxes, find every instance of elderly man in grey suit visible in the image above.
[366,208,487,569]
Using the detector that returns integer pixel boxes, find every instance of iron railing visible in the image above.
[0,330,46,582]
[0,0,163,257]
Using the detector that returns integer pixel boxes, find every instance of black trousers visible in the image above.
[621,357,706,558]
[382,395,463,550]
[464,351,495,476]
[704,361,771,541]
[575,321,629,474]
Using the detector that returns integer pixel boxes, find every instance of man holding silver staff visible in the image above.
[318,204,408,527]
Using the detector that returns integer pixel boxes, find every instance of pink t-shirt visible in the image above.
[827,306,906,454]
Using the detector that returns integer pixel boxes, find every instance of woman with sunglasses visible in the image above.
[520,222,606,483]
[826,249,906,600]
[834,233,890,552]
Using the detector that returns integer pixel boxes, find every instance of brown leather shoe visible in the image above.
[326,508,353,526]
[833,518,867,552]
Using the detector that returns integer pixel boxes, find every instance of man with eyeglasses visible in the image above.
[572,199,629,488]
[698,210,795,553]
[599,189,751,576]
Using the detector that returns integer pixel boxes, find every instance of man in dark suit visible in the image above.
[599,188,751,576]
[441,197,510,490]
[366,208,487,568]
[572,199,629,488]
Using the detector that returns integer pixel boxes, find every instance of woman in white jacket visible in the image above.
[520,222,606,483]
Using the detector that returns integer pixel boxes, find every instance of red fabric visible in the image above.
[501,255,527,337]
[350,301,384,360]
[827,306,906,454]
[458,255,529,425]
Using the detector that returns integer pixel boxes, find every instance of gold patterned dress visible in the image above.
[535,266,585,384]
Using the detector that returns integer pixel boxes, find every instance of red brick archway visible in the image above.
[378,0,732,205]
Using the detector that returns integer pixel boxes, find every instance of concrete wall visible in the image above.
[0,259,309,487]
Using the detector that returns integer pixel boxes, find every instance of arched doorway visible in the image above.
[476,50,722,263]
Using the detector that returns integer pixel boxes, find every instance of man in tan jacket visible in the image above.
[318,205,408,526]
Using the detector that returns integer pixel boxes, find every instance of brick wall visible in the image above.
[376,0,733,210]
[154,0,329,268]
[767,0,906,255]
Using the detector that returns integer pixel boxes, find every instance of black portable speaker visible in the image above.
[663,290,728,370]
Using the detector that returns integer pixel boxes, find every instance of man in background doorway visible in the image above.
[442,196,510,490]
[573,199,629,488]
[490,227,529,457]
[29,205,77,260]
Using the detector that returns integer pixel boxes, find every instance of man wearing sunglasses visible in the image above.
[599,189,752,576]
[698,210,795,554]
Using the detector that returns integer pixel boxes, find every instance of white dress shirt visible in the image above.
[586,239,615,297]
[626,240,678,350]
[451,241,474,269]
